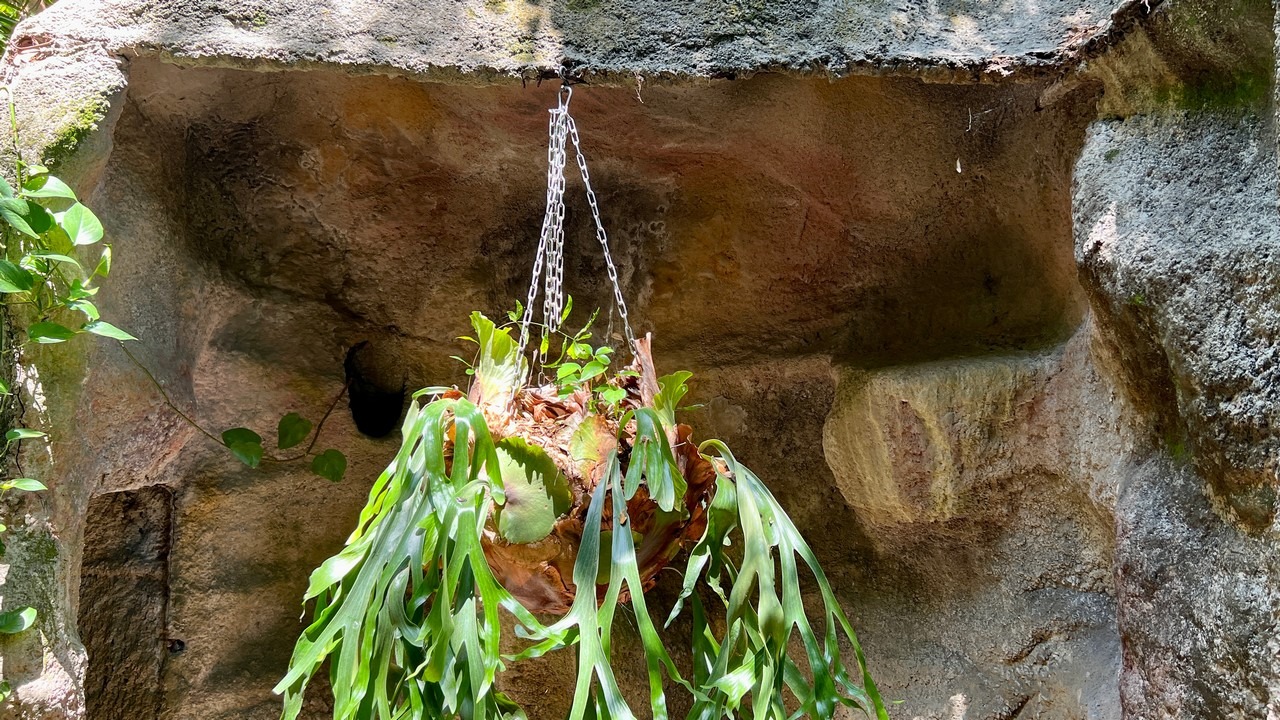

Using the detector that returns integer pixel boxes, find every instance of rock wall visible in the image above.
[0,0,1277,719]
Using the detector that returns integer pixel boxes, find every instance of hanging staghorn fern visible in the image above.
[275,310,887,720]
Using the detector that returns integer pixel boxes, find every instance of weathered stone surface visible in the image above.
[1075,110,1280,528]
[80,488,172,720]
[1115,456,1280,720]
[824,328,1132,528]
[17,0,1151,83]
[1066,1,1280,716]
[822,328,1130,719]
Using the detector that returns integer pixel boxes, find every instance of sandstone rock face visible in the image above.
[1,0,1278,719]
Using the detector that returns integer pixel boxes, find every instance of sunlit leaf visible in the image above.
[654,371,692,429]
[0,259,34,293]
[83,321,137,341]
[0,607,36,634]
[0,197,36,237]
[67,278,97,300]
[579,360,608,383]
[31,251,80,267]
[2,478,45,492]
[94,245,111,278]
[4,428,44,441]
[59,202,104,245]
[22,174,75,200]
[70,299,99,320]
[29,321,77,343]
[560,295,574,324]
[470,312,526,414]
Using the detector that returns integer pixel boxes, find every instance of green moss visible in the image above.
[484,0,508,12]
[1092,0,1275,118]
[1181,71,1271,110]
[1148,68,1274,112]
[507,38,536,63]
[39,98,110,169]
[1163,428,1193,465]
[29,533,58,563]
[251,9,268,27]
[1104,148,1121,163]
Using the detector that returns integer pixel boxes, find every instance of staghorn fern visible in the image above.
[275,312,886,720]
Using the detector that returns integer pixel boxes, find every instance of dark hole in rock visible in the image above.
[345,341,407,438]
[78,487,172,720]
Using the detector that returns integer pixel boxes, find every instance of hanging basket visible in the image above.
[475,334,716,615]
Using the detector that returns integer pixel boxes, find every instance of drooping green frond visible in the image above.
[512,452,689,720]
[273,397,541,720]
[678,441,888,720]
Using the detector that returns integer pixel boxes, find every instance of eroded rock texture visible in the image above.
[0,0,1278,719]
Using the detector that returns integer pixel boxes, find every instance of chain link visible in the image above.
[518,85,636,360]
[565,113,635,347]
[518,88,570,355]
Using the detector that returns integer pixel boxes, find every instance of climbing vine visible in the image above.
[0,90,347,702]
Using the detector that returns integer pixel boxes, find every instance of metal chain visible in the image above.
[542,106,568,337]
[518,87,570,355]
[518,84,636,359]
[566,113,635,347]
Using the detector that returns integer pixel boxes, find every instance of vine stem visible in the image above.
[118,341,223,447]
[118,341,348,463]
[300,379,349,458]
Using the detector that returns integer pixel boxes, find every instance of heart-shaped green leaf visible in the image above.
[221,428,264,468]
[228,441,263,468]
[59,202,103,245]
[310,449,346,483]
[277,412,313,450]
[0,198,36,238]
[22,175,75,200]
